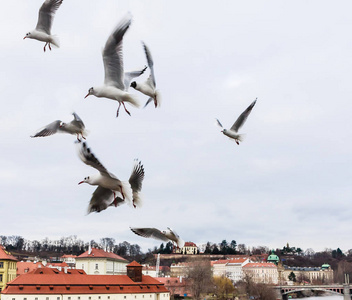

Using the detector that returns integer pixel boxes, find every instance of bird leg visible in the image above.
[116,102,122,117]
[49,43,52,51]
[76,134,81,142]
[43,42,48,52]
[121,101,131,116]
[235,139,240,145]
[81,132,86,140]
[120,187,125,200]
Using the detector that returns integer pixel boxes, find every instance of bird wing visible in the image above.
[35,0,63,35]
[142,42,156,87]
[71,112,85,129]
[103,15,132,90]
[124,66,147,91]
[87,186,115,214]
[167,227,185,248]
[130,227,170,242]
[31,120,61,137]
[230,98,257,132]
[76,141,110,176]
[129,160,145,193]
[215,118,223,128]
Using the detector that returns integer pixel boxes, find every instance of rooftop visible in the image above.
[0,245,17,261]
[2,267,168,295]
[76,248,128,262]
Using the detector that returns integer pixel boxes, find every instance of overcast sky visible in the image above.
[1,0,352,253]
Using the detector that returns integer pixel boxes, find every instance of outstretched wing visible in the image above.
[230,98,257,132]
[129,160,145,193]
[215,118,223,128]
[87,186,115,214]
[71,112,85,129]
[167,227,185,248]
[36,0,63,35]
[142,42,156,88]
[124,66,147,91]
[130,227,169,242]
[76,141,109,175]
[31,120,61,137]
[103,15,132,90]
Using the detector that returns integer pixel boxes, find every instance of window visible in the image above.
[98,297,101,299]
[0,262,3,268]
[95,263,99,270]
[68,297,71,300]
[89,297,91,300]
[124,297,126,299]
[78,298,81,300]
[0,274,2,282]
[57,298,60,300]
[108,297,110,299]
[24,298,27,300]
[35,298,38,300]
[46,297,49,300]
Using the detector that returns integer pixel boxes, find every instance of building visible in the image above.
[1,262,169,300]
[75,248,128,275]
[242,263,278,284]
[174,242,198,255]
[225,258,251,283]
[156,277,191,298]
[282,264,334,284]
[46,262,69,271]
[0,245,17,295]
[266,250,279,265]
[169,263,190,277]
[60,255,77,268]
[16,262,44,276]
[212,258,250,283]
[142,266,159,278]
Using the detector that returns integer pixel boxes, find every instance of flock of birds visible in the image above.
[26,0,257,250]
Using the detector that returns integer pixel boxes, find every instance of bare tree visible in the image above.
[237,273,276,300]
[186,258,213,300]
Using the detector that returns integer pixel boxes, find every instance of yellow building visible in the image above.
[0,245,17,296]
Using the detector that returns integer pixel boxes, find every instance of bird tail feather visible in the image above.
[50,35,60,48]
[124,93,140,108]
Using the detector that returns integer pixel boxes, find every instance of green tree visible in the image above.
[288,271,296,282]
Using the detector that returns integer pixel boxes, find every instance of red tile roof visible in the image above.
[0,245,17,261]
[17,262,44,276]
[227,258,249,264]
[47,262,68,267]
[127,261,141,267]
[243,263,277,268]
[61,255,77,258]
[2,268,168,295]
[184,242,197,247]
[77,248,128,261]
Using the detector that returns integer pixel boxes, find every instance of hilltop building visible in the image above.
[266,250,279,265]
[1,262,169,300]
[75,248,128,275]
[0,245,17,295]
[174,242,198,255]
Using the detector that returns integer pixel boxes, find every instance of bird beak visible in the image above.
[84,93,90,99]
[23,36,27,40]
[78,181,84,185]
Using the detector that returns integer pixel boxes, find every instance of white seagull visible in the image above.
[130,227,185,248]
[216,98,257,145]
[84,15,140,117]
[130,42,161,108]
[31,112,87,141]
[77,141,145,212]
[24,0,63,52]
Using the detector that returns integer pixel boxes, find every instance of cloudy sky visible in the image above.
[1,0,352,253]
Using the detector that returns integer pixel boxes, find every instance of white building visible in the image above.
[1,262,169,300]
[242,262,278,284]
[225,258,250,282]
[75,248,128,275]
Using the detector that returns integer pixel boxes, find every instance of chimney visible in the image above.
[127,261,142,282]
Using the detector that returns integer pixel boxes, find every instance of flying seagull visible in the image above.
[130,227,185,248]
[31,112,87,141]
[24,0,63,52]
[77,141,145,212]
[84,15,140,117]
[216,98,257,145]
[130,42,161,108]
[124,66,147,91]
